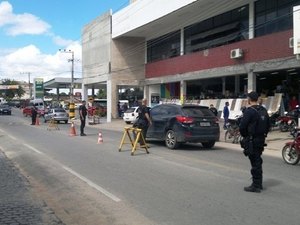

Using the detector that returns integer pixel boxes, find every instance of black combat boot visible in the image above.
[244,185,261,193]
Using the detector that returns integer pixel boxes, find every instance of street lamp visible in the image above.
[59,49,75,119]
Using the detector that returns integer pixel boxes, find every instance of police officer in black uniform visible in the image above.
[239,91,269,193]
[134,99,152,145]
[79,100,87,136]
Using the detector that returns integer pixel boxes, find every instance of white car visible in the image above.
[123,107,139,124]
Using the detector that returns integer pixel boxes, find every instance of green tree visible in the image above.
[96,89,106,99]
[0,79,25,99]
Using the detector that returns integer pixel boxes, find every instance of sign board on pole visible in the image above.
[0,85,19,89]
[34,78,44,99]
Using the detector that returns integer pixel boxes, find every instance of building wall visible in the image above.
[112,0,197,38]
[82,11,112,85]
[146,30,293,78]
[111,37,145,85]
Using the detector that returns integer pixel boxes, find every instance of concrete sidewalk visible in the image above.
[0,151,64,225]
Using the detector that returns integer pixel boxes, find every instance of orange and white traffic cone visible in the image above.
[97,131,103,144]
[69,122,77,136]
[35,117,40,126]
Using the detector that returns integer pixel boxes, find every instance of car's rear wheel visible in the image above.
[202,141,215,149]
[165,130,180,149]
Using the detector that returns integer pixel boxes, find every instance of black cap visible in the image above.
[248,91,259,101]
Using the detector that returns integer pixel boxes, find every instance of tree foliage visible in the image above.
[96,89,107,99]
[0,79,25,99]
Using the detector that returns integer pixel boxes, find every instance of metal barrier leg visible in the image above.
[119,127,149,156]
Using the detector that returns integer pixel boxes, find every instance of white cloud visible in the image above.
[0,1,51,36]
[52,35,74,47]
[8,13,51,36]
[0,43,82,82]
[0,1,14,26]
[0,1,81,84]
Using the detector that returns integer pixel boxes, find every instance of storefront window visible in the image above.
[255,0,300,37]
[184,5,249,54]
[147,30,180,63]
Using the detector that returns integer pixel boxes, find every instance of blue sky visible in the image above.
[0,0,129,82]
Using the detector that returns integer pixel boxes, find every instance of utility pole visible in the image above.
[21,72,31,99]
[59,49,75,119]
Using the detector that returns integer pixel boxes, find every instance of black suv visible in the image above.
[147,104,220,149]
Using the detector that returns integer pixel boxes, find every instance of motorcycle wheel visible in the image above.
[282,145,300,165]
[225,130,234,143]
[279,123,288,132]
[288,120,297,132]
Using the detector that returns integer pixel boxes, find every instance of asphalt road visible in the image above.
[0,108,300,225]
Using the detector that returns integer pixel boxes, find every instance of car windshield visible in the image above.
[182,107,213,117]
[0,104,9,108]
[125,108,136,113]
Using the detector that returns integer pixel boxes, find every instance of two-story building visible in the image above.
[82,0,300,121]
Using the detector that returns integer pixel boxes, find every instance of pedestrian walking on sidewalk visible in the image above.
[209,104,218,116]
[223,102,229,129]
[239,91,270,193]
[79,100,87,136]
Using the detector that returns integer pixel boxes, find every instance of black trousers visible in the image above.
[32,115,37,124]
[133,123,148,145]
[139,126,148,145]
[248,150,263,188]
[80,118,86,134]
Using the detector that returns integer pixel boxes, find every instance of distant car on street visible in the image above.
[44,108,69,123]
[22,106,45,117]
[147,104,220,149]
[123,107,139,124]
[0,104,12,115]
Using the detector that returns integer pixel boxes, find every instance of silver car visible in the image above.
[44,108,69,123]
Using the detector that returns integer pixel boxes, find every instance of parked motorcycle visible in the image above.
[282,128,300,165]
[278,115,297,132]
[269,110,281,131]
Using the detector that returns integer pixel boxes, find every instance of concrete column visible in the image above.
[234,75,240,96]
[180,80,186,104]
[247,70,256,92]
[222,77,226,96]
[56,87,59,101]
[82,85,88,101]
[180,28,184,55]
[143,85,150,105]
[106,80,112,122]
[91,87,95,97]
[249,2,255,39]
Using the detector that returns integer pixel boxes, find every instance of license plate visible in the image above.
[199,122,210,126]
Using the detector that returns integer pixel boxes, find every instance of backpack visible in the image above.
[250,105,270,137]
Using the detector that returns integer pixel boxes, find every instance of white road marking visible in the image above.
[7,134,17,140]
[62,165,121,202]
[23,144,44,155]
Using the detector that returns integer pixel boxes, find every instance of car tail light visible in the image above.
[176,116,194,124]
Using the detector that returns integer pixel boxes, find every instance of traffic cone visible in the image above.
[69,122,77,136]
[97,131,103,144]
[35,117,40,126]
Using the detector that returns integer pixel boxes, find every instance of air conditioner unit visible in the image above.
[289,37,294,48]
[230,48,243,59]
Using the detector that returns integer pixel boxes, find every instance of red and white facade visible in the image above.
[82,0,300,120]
